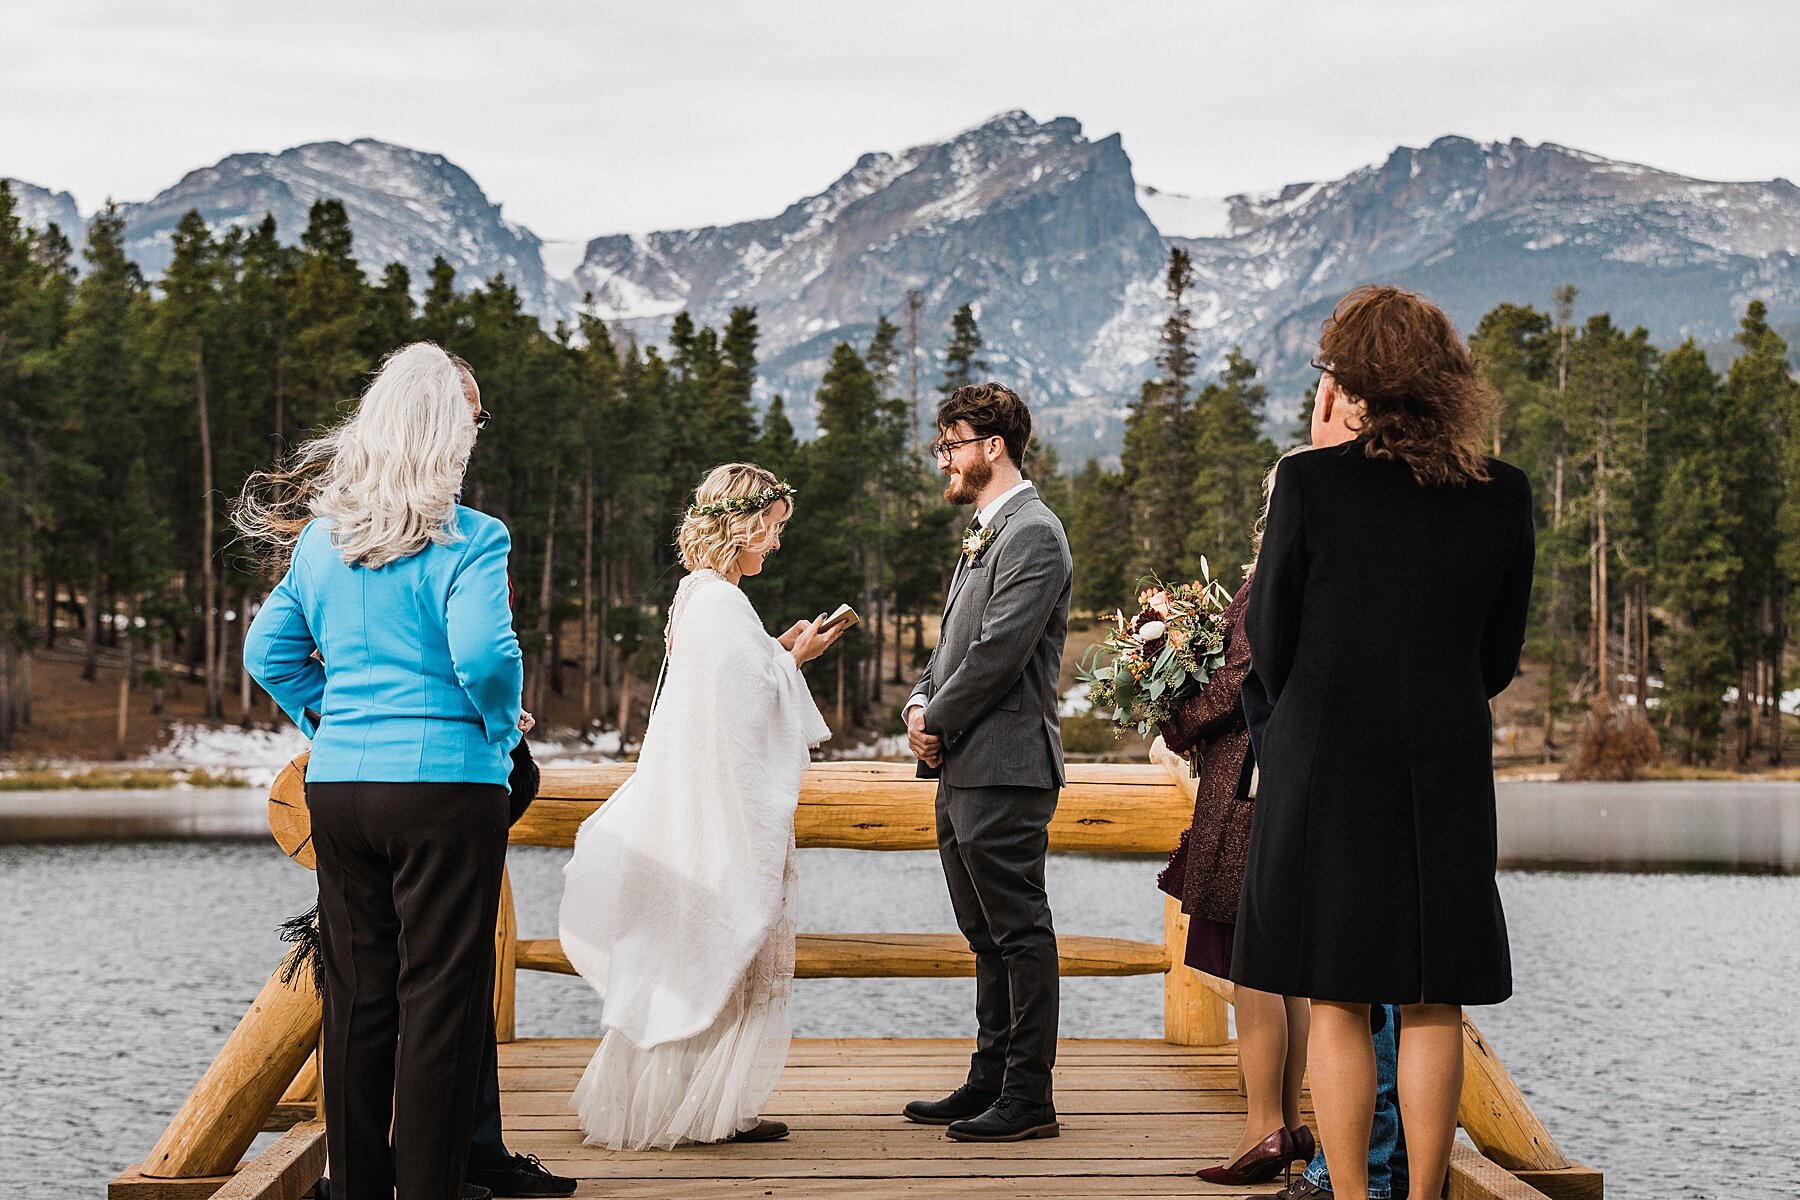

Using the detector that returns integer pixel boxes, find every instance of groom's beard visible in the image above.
[944,456,993,506]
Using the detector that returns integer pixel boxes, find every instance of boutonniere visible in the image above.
[961,524,998,564]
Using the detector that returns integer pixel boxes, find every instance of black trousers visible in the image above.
[468,1004,508,1167]
[309,780,508,1200]
[935,781,1060,1105]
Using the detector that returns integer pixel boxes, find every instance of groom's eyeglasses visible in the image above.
[474,409,492,431]
[930,435,993,461]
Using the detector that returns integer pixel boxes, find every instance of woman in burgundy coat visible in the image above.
[1157,549,1312,1185]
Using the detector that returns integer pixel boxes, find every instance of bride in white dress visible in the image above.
[559,463,841,1150]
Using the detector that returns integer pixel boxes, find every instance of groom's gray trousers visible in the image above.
[935,780,1060,1105]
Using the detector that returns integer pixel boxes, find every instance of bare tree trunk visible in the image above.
[597,545,614,726]
[835,652,846,732]
[615,666,633,750]
[905,289,923,454]
[82,553,102,682]
[1,640,14,751]
[531,486,559,717]
[1736,663,1754,766]
[272,343,287,459]
[151,635,166,715]
[238,590,255,729]
[116,594,137,759]
[1767,610,1784,765]
[115,597,134,755]
[198,344,222,719]
[580,454,596,723]
[1595,435,1609,708]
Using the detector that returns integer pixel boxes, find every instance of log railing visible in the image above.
[497,759,1225,1047]
[119,751,1597,1200]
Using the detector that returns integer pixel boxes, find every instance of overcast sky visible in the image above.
[5,0,1798,239]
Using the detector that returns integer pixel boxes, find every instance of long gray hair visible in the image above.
[233,342,476,570]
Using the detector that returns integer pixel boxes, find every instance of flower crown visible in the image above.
[688,481,797,519]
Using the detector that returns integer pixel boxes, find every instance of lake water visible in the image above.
[3,839,1796,1198]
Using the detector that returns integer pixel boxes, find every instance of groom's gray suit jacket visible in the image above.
[915,486,1072,790]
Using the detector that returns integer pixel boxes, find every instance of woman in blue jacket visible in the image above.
[240,342,522,1200]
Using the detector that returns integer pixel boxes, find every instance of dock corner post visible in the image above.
[494,865,518,1044]
[142,952,324,1178]
[1162,895,1229,1045]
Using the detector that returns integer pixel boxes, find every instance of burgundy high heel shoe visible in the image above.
[1288,1122,1317,1166]
[1196,1126,1296,1185]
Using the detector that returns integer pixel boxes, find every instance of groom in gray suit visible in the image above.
[901,382,1072,1143]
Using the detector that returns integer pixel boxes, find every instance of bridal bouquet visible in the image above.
[1078,564,1234,765]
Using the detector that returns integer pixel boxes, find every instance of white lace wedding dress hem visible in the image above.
[570,847,798,1150]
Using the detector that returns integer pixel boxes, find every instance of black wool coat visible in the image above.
[1230,441,1535,1006]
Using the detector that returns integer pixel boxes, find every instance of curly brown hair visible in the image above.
[936,381,1032,469]
[1317,285,1497,486]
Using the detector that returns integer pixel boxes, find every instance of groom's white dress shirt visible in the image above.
[904,478,1035,723]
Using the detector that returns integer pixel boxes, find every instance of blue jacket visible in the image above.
[244,507,525,788]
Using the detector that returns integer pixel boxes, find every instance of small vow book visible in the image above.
[817,603,861,634]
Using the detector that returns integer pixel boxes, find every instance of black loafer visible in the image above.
[902,1083,999,1125]
[946,1097,1059,1142]
[315,1185,491,1200]
[727,1119,790,1142]
[467,1153,577,1198]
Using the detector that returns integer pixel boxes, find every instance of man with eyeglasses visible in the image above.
[900,381,1072,1144]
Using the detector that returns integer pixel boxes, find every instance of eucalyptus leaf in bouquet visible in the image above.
[1077,562,1233,772]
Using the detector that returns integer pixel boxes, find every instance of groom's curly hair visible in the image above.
[937,381,1032,469]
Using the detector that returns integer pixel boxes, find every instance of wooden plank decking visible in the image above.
[497,1036,1297,1197]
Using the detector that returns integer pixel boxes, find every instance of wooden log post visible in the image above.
[1163,895,1230,1045]
[143,953,324,1178]
[494,865,518,1043]
[207,1120,327,1200]
[1148,738,1230,1046]
[267,1046,321,1129]
[1459,1014,1571,1172]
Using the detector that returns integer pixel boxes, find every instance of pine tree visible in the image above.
[712,306,761,464]
[417,256,468,348]
[1066,460,1133,613]
[1718,301,1792,763]
[755,395,799,478]
[1653,342,1736,762]
[940,303,986,396]
[1187,349,1276,589]
[0,184,75,744]
[364,262,417,358]
[1121,248,1203,581]
[60,204,162,685]
[284,200,369,435]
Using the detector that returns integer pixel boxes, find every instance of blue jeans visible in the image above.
[1306,1005,1408,1199]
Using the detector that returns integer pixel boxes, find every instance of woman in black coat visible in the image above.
[1233,285,1534,1200]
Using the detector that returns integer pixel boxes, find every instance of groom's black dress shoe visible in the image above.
[467,1153,577,1197]
[945,1097,1059,1142]
[902,1083,999,1125]
[313,1184,491,1200]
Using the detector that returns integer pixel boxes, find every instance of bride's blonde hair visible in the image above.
[677,463,791,574]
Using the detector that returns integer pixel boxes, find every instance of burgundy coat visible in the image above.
[1155,579,1256,926]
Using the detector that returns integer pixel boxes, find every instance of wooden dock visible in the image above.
[496,1035,1291,1197]
[111,756,1603,1200]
